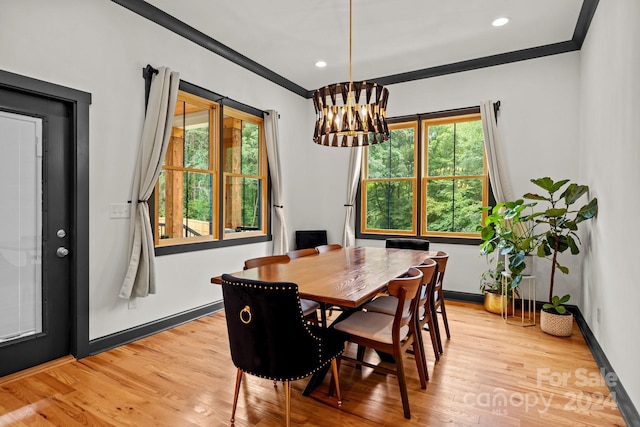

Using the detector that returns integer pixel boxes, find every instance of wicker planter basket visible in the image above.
[540,309,573,337]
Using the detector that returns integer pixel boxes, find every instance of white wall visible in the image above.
[0,0,308,339]
[579,0,640,409]
[5,3,625,393]
[344,53,582,298]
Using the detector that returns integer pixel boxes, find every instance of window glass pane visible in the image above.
[453,178,484,233]
[454,121,484,176]
[367,127,414,179]
[242,122,259,175]
[427,123,454,177]
[425,178,483,233]
[224,176,263,234]
[157,171,213,239]
[170,101,210,169]
[223,116,260,175]
[365,180,413,231]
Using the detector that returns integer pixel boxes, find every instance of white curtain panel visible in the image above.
[480,100,512,203]
[342,146,363,247]
[264,110,289,255]
[119,67,180,299]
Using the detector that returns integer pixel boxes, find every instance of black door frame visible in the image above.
[0,69,91,359]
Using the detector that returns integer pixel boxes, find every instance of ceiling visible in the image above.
[134,0,589,95]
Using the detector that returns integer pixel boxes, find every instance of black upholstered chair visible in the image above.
[385,238,430,251]
[221,274,344,426]
[295,230,327,250]
[243,255,321,325]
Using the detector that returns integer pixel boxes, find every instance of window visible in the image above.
[155,86,268,251]
[222,108,268,238]
[360,109,489,240]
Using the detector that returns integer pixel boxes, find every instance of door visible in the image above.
[0,87,72,376]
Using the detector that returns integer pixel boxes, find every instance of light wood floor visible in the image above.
[0,301,626,426]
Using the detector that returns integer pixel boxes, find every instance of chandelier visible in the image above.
[312,0,390,147]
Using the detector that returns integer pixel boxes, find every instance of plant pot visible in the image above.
[540,309,573,337]
[505,254,534,276]
[483,291,510,315]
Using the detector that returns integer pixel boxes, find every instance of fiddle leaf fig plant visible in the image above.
[523,177,598,303]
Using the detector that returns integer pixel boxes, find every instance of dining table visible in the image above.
[211,245,437,395]
[211,245,437,309]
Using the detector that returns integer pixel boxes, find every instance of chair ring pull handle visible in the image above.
[240,305,252,324]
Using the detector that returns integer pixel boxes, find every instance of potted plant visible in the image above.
[478,199,538,290]
[480,258,518,314]
[540,294,573,336]
[523,177,598,336]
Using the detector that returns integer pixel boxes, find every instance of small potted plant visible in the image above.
[523,177,598,336]
[480,258,514,314]
[540,294,573,336]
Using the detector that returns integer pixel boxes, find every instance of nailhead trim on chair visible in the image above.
[221,278,343,382]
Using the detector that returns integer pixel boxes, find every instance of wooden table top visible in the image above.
[211,246,437,309]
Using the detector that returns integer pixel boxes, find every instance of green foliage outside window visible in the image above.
[365,126,415,231]
[362,113,487,238]
[425,120,484,234]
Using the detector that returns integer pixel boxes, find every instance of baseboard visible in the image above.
[443,290,484,304]
[87,301,224,356]
[571,307,640,426]
[445,291,639,425]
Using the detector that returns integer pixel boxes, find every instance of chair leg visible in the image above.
[424,315,440,362]
[330,359,342,406]
[413,334,428,388]
[284,380,291,427]
[440,300,451,339]
[393,348,411,419]
[231,369,243,423]
[356,344,365,370]
[413,324,429,385]
[432,301,443,354]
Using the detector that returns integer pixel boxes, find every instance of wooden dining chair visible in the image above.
[333,267,426,419]
[363,259,440,369]
[431,251,451,354]
[220,274,344,426]
[243,254,290,269]
[243,255,320,325]
[316,243,342,253]
[287,247,319,259]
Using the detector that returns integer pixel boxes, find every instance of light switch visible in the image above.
[110,203,130,219]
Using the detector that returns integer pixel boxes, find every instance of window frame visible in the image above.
[356,106,491,244]
[221,106,269,241]
[151,80,271,256]
[361,121,419,235]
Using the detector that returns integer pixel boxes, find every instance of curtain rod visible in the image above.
[143,64,270,117]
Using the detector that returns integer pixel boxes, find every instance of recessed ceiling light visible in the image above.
[315,61,327,68]
[492,17,509,27]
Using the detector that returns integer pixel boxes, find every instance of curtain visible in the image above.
[480,100,512,203]
[264,110,289,255]
[342,146,363,247]
[119,67,180,299]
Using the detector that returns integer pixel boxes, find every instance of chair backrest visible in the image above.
[287,247,319,259]
[414,259,438,321]
[386,267,424,333]
[295,230,327,250]
[432,251,449,301]
[221,274,335,381]
[316,244,342,254]
[243,254,290,270]
[385,238,430,251]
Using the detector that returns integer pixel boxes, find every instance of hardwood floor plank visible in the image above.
[0,301,627,426]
